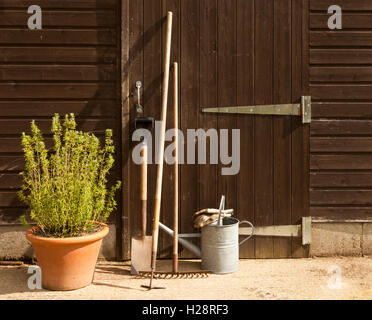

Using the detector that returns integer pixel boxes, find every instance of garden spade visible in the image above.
[131,141,152,275]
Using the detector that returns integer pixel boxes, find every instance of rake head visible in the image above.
[138,270,211,279]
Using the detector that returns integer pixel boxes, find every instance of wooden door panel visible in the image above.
[236,0,255,258]
[124,0,310,259]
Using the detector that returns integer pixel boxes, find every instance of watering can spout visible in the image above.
[159,222,201,258]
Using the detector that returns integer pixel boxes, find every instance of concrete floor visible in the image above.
[0,257,371,300]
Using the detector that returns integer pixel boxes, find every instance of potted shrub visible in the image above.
[19,113,121,291]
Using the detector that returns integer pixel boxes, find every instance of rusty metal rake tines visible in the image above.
[139,270,211,279]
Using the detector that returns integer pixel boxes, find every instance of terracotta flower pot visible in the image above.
[26,222,109,291]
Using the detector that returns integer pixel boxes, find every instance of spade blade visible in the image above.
[131,236,152,275]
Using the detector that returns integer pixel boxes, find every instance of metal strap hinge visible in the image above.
[202,96,311,124]
[239,217,312,245]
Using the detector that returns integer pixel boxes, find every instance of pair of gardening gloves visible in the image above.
[193,208,233,229]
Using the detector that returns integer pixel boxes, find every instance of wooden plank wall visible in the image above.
[124,0,309,259]
[0,0,123,252]
[310,0,372,220]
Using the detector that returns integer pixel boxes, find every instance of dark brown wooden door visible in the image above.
[121,0,310,259]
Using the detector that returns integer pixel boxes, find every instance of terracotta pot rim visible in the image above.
[26,222,109,245]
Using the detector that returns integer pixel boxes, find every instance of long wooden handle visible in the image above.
[151,11,173,270]
[140,142,147,238]
[173,62,179,273]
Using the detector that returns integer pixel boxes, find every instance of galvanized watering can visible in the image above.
[159,217,254,274]
[201,217,254,274]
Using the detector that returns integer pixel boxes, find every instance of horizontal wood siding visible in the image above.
[0,1,117,9]
[310,0,372,220]
[0,1,121,228]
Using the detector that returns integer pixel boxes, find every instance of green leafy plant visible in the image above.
[18,113,121,238]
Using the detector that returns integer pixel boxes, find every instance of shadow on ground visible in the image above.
[0,260,204,296]
[92,260,205,290]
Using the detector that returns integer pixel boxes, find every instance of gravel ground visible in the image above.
[0,257,371,300]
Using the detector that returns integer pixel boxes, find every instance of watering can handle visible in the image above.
[239,220,255,246]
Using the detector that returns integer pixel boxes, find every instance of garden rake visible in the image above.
[140,62,211,282]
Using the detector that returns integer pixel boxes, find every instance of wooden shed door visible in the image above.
[121,0,310,259]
